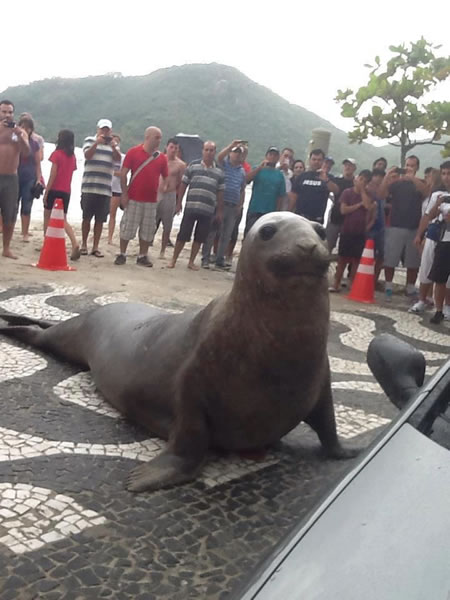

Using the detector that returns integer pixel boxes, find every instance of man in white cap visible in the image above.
[80,118,121,257]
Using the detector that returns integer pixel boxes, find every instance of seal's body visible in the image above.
[0,213,356,492]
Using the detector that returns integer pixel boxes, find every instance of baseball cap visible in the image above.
[325,156,335,164]
[231,146,244,153]
[342,158,356,165]
[97,118,112,129]
[266,146,280,154]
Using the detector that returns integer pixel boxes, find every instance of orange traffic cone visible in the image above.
[347,238,375,304]
[35,198,76,271]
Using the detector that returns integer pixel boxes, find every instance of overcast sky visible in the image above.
[2,0,448,135]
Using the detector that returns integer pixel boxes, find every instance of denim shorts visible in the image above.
[18,177,35,217]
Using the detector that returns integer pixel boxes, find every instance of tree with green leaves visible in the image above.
[335,38,450,165]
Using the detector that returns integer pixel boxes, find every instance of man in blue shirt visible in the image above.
[244,147,286,236]
[202,140,246,269]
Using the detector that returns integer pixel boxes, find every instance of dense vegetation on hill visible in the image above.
[1,63,445,170]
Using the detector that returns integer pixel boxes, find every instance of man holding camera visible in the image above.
[201,140,246,269]
[0,99,30,259]
[80,118,121,257]
[288,148,339,224]
[425,160,450,324]
[380,155,427,300]
[244,147,286,236]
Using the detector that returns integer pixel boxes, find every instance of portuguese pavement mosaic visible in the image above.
[0,283,448,599]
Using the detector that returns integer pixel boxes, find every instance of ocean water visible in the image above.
[34,144,253,230]
[35,144,332,229]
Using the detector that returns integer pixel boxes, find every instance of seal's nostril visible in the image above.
[296,243,318,254]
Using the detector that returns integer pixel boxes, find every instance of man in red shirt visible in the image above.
[115,127,168,267]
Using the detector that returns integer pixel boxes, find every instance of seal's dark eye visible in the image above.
[311,222,326,241]
[259,224,277,241]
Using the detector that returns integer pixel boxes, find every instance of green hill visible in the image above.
[1,63,445,170]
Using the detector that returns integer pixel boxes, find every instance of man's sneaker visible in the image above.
[385,288,393,302]
[114,254,126,265]
[201,260,210,269]
[136,255,153,267]
[224,260,232,270]
[214,262,228,271]
[408,300,426,314]
[430,311,444,325]
[443,306,450,321]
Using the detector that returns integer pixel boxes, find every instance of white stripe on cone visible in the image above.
[361,248,374,259]
[50,208,65,220]
[46,227,65,239]
[357,264,374,275]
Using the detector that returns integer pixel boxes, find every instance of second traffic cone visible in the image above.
[347,238,375,304]
[35,198,76,271]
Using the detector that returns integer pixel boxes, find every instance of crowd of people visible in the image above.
[0,98,449,325]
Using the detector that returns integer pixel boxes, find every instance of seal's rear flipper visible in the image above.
[0,325,44,347]
[0,313,55,329]
[126,452,204,492]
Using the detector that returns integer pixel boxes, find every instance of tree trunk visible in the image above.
[400,145,406,167]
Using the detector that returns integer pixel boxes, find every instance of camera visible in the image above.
[440,201,450,217]
[396,168,406,175]
[5,121,16,128]
[103,135,112,144]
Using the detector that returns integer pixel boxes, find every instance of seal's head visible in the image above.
[238,212,329,292]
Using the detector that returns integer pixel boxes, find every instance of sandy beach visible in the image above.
[1,220,236,309]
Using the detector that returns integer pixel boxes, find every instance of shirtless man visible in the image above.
[0,100,30,259]
[156,138,186,258]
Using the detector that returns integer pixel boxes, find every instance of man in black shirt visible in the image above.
[380,155,427,300]
[325,158,357,252]
[289,148,339,224]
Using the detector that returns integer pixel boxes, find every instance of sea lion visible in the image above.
[0,212,356,492]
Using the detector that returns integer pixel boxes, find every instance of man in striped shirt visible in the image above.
[201,140,246,270]
[168,141,225,270]
[80,118,121,257]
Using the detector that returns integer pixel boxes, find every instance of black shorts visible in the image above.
[81,192,110,223]
[0,174,18,224]
[46,190,70,213]
[338,233,366,260]
[428,241,450,284]
[177,211,212,244]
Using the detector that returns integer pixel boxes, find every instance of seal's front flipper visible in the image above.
[126,452,204,493]
[306,376,360,459]
[127,367,210,492]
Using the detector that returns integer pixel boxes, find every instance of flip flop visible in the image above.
[90,250,104,258]
[80,248,88,256]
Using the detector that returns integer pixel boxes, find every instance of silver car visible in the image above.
[235,333,450,600]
